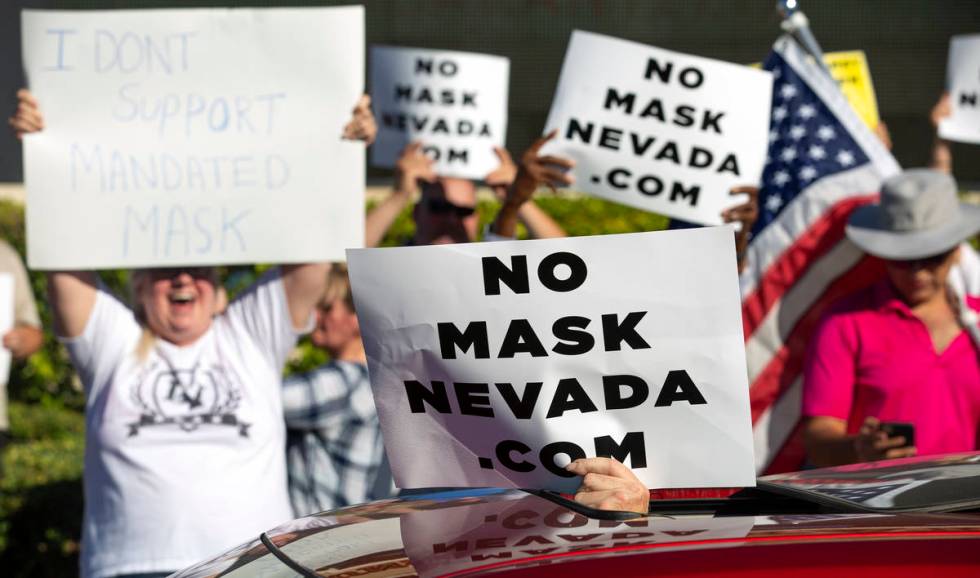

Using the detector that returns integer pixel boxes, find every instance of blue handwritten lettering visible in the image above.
[44,29,76,71]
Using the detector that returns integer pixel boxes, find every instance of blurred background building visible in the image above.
[2,0,978,188]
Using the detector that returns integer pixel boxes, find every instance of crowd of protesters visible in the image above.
[5,40,980,578]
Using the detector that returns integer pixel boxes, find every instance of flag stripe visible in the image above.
[742,194,876,340]
[749,254,885,420]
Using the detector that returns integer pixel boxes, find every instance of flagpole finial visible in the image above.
[777,0,799,18]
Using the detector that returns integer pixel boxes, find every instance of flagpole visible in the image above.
[776,0,833,79]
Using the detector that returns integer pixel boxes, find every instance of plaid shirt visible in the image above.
[283,360,391,516]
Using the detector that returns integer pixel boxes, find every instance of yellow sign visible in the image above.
[751,50,880,129]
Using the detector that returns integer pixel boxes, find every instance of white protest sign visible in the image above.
[0,274,13,383]
[348,227,756,493]
[21,8,364,269]
[940,34,980,144]
[371,46,509,180]
[542,30,772,226]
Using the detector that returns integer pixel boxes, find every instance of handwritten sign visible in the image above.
[21,7,365,269]
[940,34,980,144]
[370,46,509,180]
[543,31,772,226]
[347,227,756,493]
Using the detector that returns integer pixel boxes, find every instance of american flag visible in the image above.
[740,36,901,474]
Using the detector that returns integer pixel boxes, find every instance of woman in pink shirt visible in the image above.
[803,169,980,467]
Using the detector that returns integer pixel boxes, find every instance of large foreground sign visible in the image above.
[543,31,772,226]
[21,7,365,269]
[348,227,756,492]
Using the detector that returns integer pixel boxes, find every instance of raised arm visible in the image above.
[486,146,566,239]
[365,142,436,247]
[490,131,575,238]
[929,92,953,174]
[721,186,759,273]
[279,96,377,328]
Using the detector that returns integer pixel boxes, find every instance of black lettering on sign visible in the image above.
[498,319,549,358]
[497,382,543,419]
[438,321,490,359]
[546,378,599,418]
[405,380,451,413]
[483,255,529,295]
[961,92,978,108]
[496,439,536,472]
[455,382,493,417]
[595,432,647,467]
[551,316,594,355]
[415,58,459,77]
[654,370,708,406]
[603,375,649,410]
[483,252,587,295]
[644,58,704,89]
[540,441,587,477]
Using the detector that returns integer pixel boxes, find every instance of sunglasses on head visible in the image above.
[890,247,957,269]
[425,197,476,218]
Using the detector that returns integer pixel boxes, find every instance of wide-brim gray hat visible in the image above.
[845,169,980,261]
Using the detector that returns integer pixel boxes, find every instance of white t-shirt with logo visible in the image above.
[64,270,302,578]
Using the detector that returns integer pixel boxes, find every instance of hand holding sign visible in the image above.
[8,89,44,139]
[567,457,650,514]
[394,142,438,196]
[342,94,377,145]
[484,146,518,198]
[492,132,575,238]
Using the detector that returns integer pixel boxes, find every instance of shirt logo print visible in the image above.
[128,362,251,437]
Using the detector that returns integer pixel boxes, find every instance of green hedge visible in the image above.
[0,194,667,576]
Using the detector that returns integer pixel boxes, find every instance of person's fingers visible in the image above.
[579,472,628,492]
[16,88,38,108]
[526,129,559,156]
[566,457,633,480]
[493,146,514,165]
[401,141,423,156]
[873,435,909,452]
[535,155,575,170]
[860,416,881,434]
[540,168,574,187]
[575,487,647,513]
[730,185,759,197]
[884,446,917,460]
[354,93,371,113]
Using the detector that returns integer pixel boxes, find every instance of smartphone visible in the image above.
[880,422,915,448]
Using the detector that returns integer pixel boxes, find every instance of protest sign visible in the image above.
[370,46,509,180]
[21,7,364,269]
[0,274,13,384]
[940,34,980,144]
[823,51,881,130]
[347,227,756,493]
[542,31,772,226]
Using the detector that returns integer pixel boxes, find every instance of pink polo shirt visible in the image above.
[803,280,980,456]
